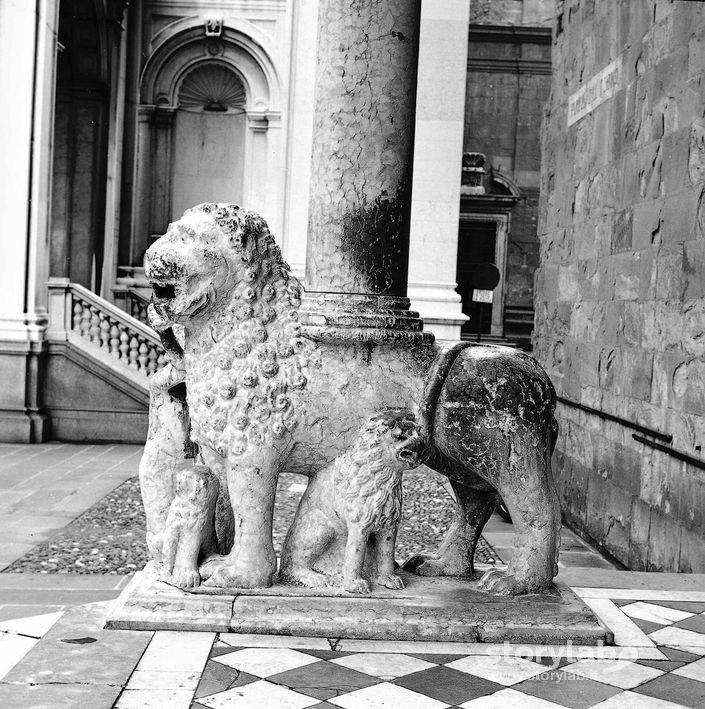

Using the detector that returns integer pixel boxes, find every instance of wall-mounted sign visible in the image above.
[568,56,621,126]
[473,289,494,303]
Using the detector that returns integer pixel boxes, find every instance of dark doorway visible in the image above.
[456,220,496,336]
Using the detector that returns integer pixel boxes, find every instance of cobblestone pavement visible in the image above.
[0,443,142,572]
[3,470,498,575]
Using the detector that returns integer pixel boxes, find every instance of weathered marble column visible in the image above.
[303,0,430,343]
[305,0,421,297]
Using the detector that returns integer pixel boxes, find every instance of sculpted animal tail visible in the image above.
[417,342,472,451]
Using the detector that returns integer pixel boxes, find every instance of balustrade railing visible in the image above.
[47,278,165,378]
[125,289,151,326]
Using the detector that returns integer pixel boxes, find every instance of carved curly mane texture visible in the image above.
[182,203,317,460]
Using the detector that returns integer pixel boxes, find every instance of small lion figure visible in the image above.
[280,411,423,594]
[159,464,219,588]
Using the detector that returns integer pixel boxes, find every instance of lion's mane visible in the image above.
[181,203,318,460]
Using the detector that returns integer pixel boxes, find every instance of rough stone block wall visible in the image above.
[534,0,705,571]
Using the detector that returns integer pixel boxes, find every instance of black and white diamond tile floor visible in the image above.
[184,588,705,709]
[3,589,705,707]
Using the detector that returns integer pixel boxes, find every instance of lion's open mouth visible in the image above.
[398,449,419,465]
[152,282,176,301]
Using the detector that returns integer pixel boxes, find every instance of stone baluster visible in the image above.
[99,314,111,349]
[79,301,92,337]
[138,340,149,372]
[147,347,158,375]
[72,300,83,332]
[109,324,120,356]
[119,327,130,361]
[88,308,101,343]
[128,336,139,369]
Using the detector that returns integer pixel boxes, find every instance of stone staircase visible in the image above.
[44,278,164,442]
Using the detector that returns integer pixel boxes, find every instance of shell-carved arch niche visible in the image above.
[129,25,281,266]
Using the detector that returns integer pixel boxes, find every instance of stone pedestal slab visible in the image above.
[106,562,612,645]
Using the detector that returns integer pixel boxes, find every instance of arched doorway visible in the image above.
[122,22,282,269]
[171,63,248,215]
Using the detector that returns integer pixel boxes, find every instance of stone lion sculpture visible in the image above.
[159,465,219,588]
[143,203,561,595]
[139,327,193,565]
[280,410,422,593]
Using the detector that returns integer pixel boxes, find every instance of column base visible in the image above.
[408,281,468,341]
[0,409,49,443]
[0,336,49,443]
[301,292,435,345]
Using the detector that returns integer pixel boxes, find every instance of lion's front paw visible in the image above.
[171,567,201,589]
[375,573,405,590]
[343,576,371,594]
[201,559,273,589]
[479,569,544,595]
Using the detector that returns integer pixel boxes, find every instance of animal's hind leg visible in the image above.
[480,441,561,595]
[403,466,497,577]
[279,507,335,588]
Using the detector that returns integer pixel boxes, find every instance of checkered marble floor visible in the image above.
[109,588,705,708]
[3,588,705,707]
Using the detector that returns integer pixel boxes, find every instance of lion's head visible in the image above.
[361,410,424,470]
[336,410,423,530]
[144,204,314,459]
[145,203,291,330]
[175,464,218,507]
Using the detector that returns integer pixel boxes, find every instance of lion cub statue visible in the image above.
[280,410,422,593]
[159,464,219,588]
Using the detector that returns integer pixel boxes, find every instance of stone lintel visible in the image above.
[105,563,612,645]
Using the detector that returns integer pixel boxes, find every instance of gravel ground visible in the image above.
[4,468,500,574]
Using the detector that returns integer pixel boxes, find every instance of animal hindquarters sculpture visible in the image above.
[143,203,561,595]
[408,343,562,594]
[280,410,422,593]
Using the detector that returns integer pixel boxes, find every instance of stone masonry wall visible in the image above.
[534,0,705,571]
